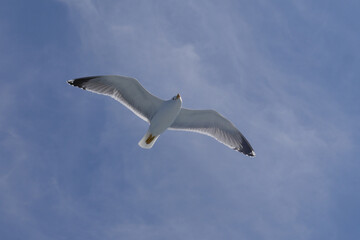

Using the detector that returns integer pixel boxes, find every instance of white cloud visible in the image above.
[0,0,352,239]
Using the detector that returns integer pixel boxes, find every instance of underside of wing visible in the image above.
[67,75,164,122]
[169,108,255,157]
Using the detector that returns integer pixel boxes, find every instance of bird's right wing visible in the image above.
[67,75,164,122]
[169,108,255,157]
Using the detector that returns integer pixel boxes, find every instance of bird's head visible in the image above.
[172,93,182,101]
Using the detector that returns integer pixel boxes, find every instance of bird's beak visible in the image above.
[176,93,180,99]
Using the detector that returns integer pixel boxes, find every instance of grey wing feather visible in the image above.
[67,75,164,122]
[170,108,255,157]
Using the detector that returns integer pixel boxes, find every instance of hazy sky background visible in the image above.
[1,0,359,239]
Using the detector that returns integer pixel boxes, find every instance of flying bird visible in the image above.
[67,75,255,157]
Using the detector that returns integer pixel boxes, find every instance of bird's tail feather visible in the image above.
[138,131,159,149]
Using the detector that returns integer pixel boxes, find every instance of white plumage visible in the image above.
[68,75,255,157]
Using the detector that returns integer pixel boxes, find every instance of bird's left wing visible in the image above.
[169,108,255,157]
[68,75,164,122]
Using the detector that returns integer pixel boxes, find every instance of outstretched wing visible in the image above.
[170,108,255,157]
[67,75,164,122]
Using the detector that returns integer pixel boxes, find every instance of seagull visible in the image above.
[67,75,255,157]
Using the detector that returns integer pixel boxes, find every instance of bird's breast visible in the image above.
[149,101,181,135]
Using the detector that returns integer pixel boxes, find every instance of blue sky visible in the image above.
[1,0,359,239]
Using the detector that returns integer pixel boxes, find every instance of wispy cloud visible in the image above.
[1,0,358,239]
[56,0,358,236]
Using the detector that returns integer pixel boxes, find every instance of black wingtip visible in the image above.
[67,79,75,86]
[234,147,256,157]
[234,137,256,157]
[241,135,255,157]
[247,150,256,157]
[67,76,99,90]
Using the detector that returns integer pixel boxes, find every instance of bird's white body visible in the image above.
[139,97,182,148]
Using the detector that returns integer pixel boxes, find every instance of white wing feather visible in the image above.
[67,75,164,122]
[170,108,255,156]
